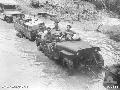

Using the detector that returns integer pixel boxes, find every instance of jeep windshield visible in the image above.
[3,5,16,10]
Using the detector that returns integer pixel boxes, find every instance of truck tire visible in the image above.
[5,16,13,23]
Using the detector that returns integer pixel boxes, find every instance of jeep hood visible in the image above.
[56,41,92,52]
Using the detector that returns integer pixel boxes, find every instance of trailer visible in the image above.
[14,15,44,41]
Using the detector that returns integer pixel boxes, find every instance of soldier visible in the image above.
[36,22,47,46]
[53,21,60,31]
[44,27,52,42]
[37,22,47,36]
[64,25,74,40]
[40,27,53,53]
[39,22,47,32]
[37,26,48,52]
[64,25,74,41]
[41,27,48,40]
[66,25,75,34]
[64,25,81,41]
[51,21,63,42]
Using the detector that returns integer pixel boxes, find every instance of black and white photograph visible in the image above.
[0,0,120,90]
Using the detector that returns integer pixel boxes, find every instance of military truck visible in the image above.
[14,14,44,41]
[0,1,22,23]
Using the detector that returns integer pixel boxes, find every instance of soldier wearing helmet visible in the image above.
[53,21,60,31]
[50,21,63,41]
[64,25,80,41]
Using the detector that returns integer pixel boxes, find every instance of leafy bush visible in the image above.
[86,0,120,15]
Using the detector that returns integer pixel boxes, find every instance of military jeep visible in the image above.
[51,41,104,74]
[37,34,104,76]
[0,1,22,23]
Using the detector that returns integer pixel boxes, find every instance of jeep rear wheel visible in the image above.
[28,32,35,41]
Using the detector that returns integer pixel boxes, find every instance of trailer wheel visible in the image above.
[37,44,42,51]
[36,39,40,47]
[5,16,13,23]
[16,32,24,38]
[29,36,34,41]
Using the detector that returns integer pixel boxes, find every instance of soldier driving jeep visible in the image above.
[63,25,81,41]
[53,21,60,31]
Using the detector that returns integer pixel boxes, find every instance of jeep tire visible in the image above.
[5,16,13,23]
